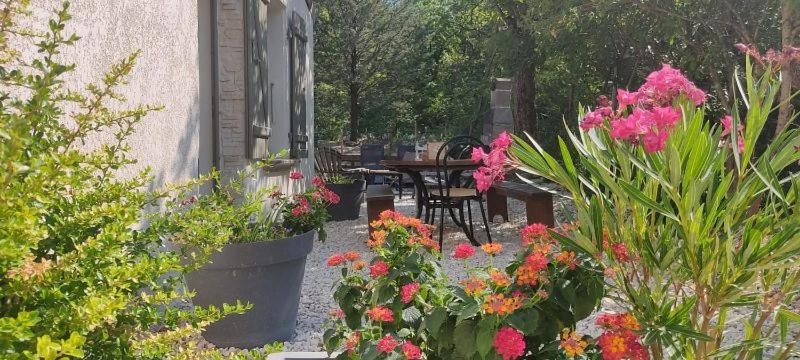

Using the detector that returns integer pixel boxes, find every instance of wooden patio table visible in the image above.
[380,158,480,221]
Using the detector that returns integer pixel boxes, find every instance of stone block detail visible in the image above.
[217,0,247,179]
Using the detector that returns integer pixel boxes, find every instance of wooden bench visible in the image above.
[366,185,395,235]
[486,181,554,226]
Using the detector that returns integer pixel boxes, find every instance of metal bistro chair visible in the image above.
[426,136,492,248]
[360,144,404,198]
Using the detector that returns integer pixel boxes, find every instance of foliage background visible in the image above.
[313,0,797,154]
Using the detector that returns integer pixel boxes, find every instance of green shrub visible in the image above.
[0,2,282,358]
[508,59,800,358]
[323,211,604,359]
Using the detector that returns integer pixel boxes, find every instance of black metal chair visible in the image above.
[360,144,405,198]
[425,136,492,248]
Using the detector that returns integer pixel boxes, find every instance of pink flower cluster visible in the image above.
[720,116,745,153]
[493,326,526,360]
[400,282,420,304]
[581,64,705,154]
[472,131,512,192]
[735,43,800,68]
[291,198,311,216]
[453,243,476,259]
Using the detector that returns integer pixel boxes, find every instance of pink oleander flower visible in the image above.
[471,146,487,163]
[650,106,681,129]
[642,130,669,154]
[376,334,399,353]
[289,171,304,180]
[610,113,647,142]
[580,109,605,130]
[491,130,512,150]
[639,64,706,106]
[400,282,420,304]
[369,261,389,278]
[719,116,745,154]
[402,341,422,360]
[453,243,476,259]
[493,326,526,360]
[617,89,640,108]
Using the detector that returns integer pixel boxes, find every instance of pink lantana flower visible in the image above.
[453,243,476,260]
[402,341,422,360]
[493,326,525,360]
[400,282,420,304]
[376,335,399,353]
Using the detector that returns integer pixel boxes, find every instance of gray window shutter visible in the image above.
[289,11,309,158]
[246,0,270,160]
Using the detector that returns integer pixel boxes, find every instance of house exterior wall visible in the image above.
[24,1,205,189]
[216,0,315,193]
[20,0,315,196]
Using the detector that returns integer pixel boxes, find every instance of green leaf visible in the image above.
[453,320,477,358]
[456,301,480,324]
[402,306,422,323]
[506,307,540,335]
[424,307,448,337]
[476,317,496,358]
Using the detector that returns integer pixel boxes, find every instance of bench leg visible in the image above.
[524,193,554,226]
[367,199,395,235]
[486,187,509,223]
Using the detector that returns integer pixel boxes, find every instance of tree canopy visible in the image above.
[313,0,797,150]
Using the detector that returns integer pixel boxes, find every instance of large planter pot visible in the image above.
[327,180,366,221]
[186,230,316,349]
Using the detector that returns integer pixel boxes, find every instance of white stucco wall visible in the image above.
[22,1,205,190]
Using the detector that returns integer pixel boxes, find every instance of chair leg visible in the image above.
[467,200,475,239]
[438,204,445,250]
[477,199,493,244]
[398,175,403,199]
[425,206,431,225]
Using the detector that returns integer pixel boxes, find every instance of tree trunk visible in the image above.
[513,64,538,137]
[348,83,360,142]
[776,0,798,136]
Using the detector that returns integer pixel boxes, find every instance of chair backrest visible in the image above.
[434,136,487,198]
[360,144,385,167]
[397,144,416,161]
[314,146,343,180]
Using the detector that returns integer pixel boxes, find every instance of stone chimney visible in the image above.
[483,78,514,143]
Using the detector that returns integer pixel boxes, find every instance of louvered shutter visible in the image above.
[246,0,270,159]
[289,11,309,158]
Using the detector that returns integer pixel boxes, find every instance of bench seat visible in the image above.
[487,181,554,226]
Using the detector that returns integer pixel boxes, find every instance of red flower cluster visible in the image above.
[472,131,512,192]
[521,223,551,246]
[595,313,648,360]
[369,261,389,278]
[327,252,362,267]
[289,171,304,180]
[402,341,422,360]
[493,326,526,360]
[366,306,394,323]
[453,243,476,259]
[376,334,399,353]
[400,282,420,304]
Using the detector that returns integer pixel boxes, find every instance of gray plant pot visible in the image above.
[186,230,316,349]
[326,180,366,221]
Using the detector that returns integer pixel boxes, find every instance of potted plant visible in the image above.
[185,163,339,349]
[325,174,366,221]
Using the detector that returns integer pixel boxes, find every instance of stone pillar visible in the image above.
[483,78,514,143]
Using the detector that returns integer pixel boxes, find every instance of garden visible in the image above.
[2,0,800,359]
